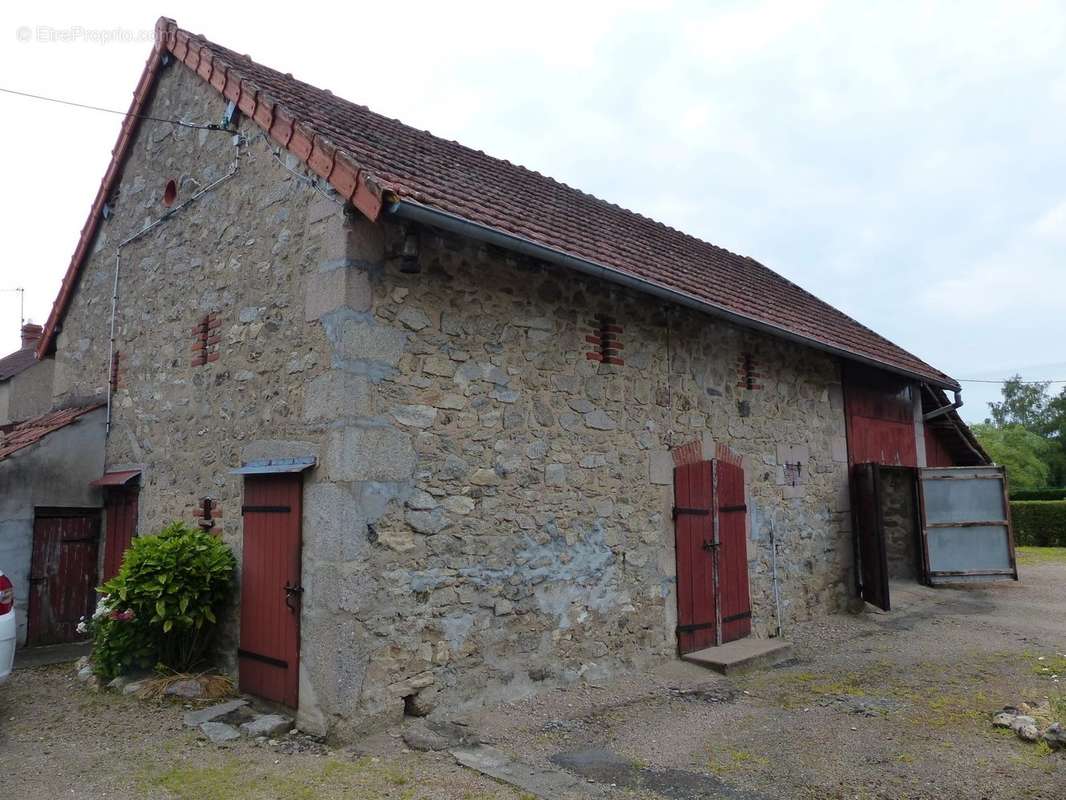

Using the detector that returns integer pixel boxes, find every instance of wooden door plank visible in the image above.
[717,460,751,643]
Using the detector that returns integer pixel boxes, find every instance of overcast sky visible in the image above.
[2,1,1064,421]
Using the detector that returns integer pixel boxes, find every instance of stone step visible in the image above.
[183,699,248,728]
[239,713,293,738]
[680,638,792,675]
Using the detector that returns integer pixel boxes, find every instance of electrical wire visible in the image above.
[958,378,1066,384]
[0,86,232,131]
[269,145,345,207]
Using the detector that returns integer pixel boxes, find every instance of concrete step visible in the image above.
[14,641,91,669]
[680,638,792,675]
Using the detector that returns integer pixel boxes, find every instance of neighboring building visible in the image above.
[0,323,54,425]
[0,404,105,644]
[22,18,1008,737]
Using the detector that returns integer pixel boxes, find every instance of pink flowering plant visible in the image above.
[84,592,153,679]
[89,521,235,679]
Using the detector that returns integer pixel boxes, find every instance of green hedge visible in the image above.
[1011,488,1066,502]
[1011,500,1066,547]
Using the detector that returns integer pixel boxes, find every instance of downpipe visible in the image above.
[104,134,244,435]
[769,517,783,638]
[922,388,963,422]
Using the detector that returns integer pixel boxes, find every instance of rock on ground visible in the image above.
[164,678,204,699]
[183,699,248,727]
[239,714,293,738]
[1044,722,1066,750]
[402,720,480,752]
[200,721,240,744]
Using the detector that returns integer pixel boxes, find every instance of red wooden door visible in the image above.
[239,474,302,708]
[27,511,100,646]
[852,463,891,610]
[103,489,139,581]
[716,460,752,643]
[674,460,717,653]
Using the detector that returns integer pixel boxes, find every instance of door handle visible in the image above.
[701,541,719,552]
[283,581,304,612]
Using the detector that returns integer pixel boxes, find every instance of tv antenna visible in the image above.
[1,287,25,325]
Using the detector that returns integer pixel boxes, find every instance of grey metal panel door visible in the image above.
[917,466,1017,583]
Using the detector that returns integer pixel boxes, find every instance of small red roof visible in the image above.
[0,404,103,462]
[38,17,958,389]
[89,469,141,487]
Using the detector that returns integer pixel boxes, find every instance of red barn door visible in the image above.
[851,462,891,610]
[674,460,716,652]
[674,458,751,653]
[239,474,303,708]
[27,511,100,646]
[716,460,752,643]
[102,489,138,581]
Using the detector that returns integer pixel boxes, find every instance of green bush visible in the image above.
[90,521,236,679]
[1011,487,1066,502]
[1011,501,1066,547]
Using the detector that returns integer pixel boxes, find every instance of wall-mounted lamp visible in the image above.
[400,229,420,273]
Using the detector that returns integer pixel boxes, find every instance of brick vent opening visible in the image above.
[191,313,222,367]
[736,353,762,391]
[586,315,624,366]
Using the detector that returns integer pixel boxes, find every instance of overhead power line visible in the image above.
[0,86,232,131]
[957,378,1066,384]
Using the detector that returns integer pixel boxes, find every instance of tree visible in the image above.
[971,423,1053,491]
[987,376,1052,431]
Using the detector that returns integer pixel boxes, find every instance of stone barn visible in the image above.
[24,18,1009,737]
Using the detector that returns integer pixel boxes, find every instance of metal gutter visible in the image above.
[385,199,961,392]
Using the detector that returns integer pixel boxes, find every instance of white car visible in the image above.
[0,571,15,683]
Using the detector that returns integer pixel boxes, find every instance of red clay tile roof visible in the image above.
[0,347,37,382]
[0,404,103,462]
[40,17,958,389]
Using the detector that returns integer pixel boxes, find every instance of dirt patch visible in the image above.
[5,559,1065,799]
[551,748,766,799]
[0,665,520,799]
[476,559,1066,799]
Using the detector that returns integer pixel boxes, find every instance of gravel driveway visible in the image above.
[3,549,1063,799]
[476,549,1066,799]
[0,667,520,799]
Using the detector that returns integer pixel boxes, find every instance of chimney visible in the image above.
[20,323,42,350]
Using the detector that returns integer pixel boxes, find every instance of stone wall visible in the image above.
[0,359,54,425]
[52,54,857,739]
[50,61,340,660]
[881,467,919,580]
[299,214,855,736]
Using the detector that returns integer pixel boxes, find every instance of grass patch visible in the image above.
[740,669,869,709]
[1016,546,1066,565]
[140,756,417,800]
[909,690,989,729]
[1009,739,1056,773]
[1027,651,1066,681]
[707,748,770,775]
[1050,694,1066,720]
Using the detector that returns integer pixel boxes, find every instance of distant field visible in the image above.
[1016,546,1066,564]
